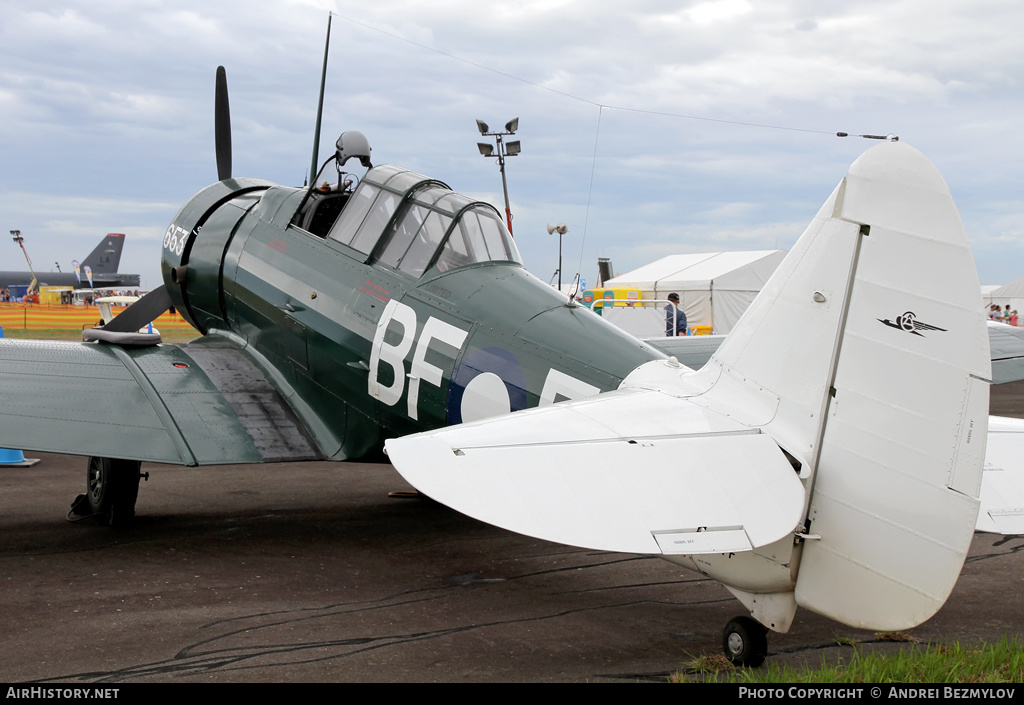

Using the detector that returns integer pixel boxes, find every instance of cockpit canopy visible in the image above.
[325,165,522,278]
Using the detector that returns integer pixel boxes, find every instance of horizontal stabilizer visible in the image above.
[386,388,805,554]
[977,416,1024,534]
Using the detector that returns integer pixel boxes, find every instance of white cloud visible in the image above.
[686,0,753,26]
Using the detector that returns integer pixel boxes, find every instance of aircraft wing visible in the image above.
[647,326,1024,384]
[642,334,725,370]
[385,387,806,555]
[989,322,1024,384]
[0,337,319,466]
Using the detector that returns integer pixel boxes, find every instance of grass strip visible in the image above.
[674,637,1024,683]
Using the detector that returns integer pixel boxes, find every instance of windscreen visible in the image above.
[434,206,522,273]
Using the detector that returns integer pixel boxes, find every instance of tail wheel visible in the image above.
[83,457,142,527]
[722,616,769,667]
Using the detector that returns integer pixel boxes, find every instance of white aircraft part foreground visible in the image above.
[394,389,806,555]
[386,142,990,647]
[977,416,1024,534]
[787,142,989,631]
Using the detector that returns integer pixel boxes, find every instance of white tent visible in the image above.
[981,284,1002,300]
[605,250,787,333]
[986,276,1024,321]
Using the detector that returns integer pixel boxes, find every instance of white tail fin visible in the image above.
[623,142,990,630]
[699,141,990,629]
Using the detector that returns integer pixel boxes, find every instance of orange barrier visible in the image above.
[0,302,196,333]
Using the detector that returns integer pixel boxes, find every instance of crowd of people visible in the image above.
[990,304,1019,326]
[0,287,145,305]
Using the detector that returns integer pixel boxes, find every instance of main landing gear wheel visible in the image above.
[722,616,769,667]
[71,457,143,527]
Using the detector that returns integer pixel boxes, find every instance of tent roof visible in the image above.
[606,250,786,291]
[990,275,1024,298]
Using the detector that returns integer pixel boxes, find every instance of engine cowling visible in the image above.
[160,178,273,332]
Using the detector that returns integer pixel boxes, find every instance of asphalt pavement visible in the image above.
[0,381,1022,683]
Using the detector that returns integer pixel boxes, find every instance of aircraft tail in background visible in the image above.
[81,233,125,274]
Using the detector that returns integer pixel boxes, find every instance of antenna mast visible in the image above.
[308,13,333,185]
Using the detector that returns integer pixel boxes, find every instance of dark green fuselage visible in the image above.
[160,167,662,461]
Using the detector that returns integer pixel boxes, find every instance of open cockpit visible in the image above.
[291,158,521,280]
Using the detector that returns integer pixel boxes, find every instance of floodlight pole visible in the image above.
[475,118,520,237]
[11,229,39,294]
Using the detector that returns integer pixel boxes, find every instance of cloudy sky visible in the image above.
[2,0,1022,291]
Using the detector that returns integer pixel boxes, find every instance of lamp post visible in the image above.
[547,223,568,290]
[11,229,39,296]
[475,118,520,236]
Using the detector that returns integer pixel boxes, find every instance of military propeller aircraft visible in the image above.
[0,66,663,517]
[0,66,1010,667]
[0,233,139,290]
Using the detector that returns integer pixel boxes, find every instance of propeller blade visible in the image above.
[215,66,232,181]
[99,285,173,333]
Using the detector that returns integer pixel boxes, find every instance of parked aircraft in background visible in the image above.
[648,321,1024,380]
[0,67,1016,666]
[0,233,140,290]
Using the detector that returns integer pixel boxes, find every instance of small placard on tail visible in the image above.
[654,527,751,554]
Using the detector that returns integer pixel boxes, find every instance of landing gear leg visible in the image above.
[71,457,144,527]
[722,615,769,667]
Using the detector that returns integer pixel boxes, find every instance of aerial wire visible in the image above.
[332,13,896,288]
[332,12,858,137]
[575,106,604,286]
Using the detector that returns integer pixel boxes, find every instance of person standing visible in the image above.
[665,293,687,336]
